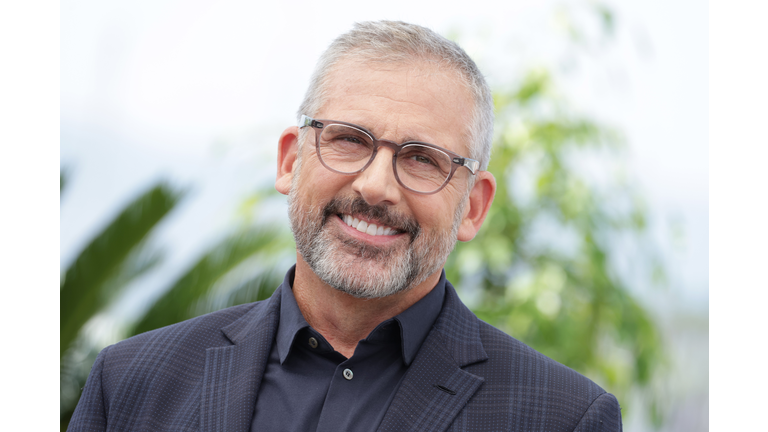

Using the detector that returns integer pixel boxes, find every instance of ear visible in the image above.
[457,170,496,242]
[275,126,300,195]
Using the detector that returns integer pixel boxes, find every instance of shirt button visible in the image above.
[343,368,354,380]
[308,337,318,348]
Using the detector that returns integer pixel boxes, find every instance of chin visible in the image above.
[305,233,421,299]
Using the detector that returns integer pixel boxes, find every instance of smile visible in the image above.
[341,214,397,236]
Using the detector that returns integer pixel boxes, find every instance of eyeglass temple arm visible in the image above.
[299,115,323,128]
[453,157,480,175]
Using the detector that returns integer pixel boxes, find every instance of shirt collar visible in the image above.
[275,266,309,364]
[394,270,446,365]
[275,265,447,366]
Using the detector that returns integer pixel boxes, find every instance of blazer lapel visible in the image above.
[378,283,488,432]
[200,289,282,432]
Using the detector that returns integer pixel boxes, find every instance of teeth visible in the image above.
[341,214,396,236]
[357,220,368,233]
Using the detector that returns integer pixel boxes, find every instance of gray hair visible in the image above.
[297,20,494,171]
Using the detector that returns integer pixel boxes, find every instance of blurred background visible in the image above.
[60,0,708,430]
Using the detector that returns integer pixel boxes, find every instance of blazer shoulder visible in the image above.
[78,298,277,430]
[476,319,607,394]
[460,320,620,430]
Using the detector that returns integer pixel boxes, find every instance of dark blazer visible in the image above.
[69,281,622,431]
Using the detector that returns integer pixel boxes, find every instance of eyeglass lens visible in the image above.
[317,123,453,193]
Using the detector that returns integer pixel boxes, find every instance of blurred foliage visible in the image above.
[131,227,287,335]
[60,169,67,193]
[446,68,663,423]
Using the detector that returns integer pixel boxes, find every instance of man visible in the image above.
[69,21,622,431]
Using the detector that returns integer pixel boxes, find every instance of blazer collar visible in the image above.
[201,288,282,432]
[377,280,488,432]
[220,282,282,345]
[431,280,488,367]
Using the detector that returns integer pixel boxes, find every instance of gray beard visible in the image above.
[288,191,463,299]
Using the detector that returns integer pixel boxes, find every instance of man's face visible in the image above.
[288,59,475,298]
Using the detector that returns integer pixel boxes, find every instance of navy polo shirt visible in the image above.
[250,267,446,431]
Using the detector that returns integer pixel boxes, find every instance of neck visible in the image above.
[291,256,441,358]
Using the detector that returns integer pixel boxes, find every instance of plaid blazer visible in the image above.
[69,281,622,432]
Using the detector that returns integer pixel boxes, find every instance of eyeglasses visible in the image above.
[299,115,480,194]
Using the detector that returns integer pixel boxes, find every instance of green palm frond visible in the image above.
[60,183,183,358]
[130,226,287,336]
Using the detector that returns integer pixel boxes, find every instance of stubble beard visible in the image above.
[288,172,465,299]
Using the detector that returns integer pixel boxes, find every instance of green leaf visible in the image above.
[60,183,183,358]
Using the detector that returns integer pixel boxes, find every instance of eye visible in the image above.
[409,154,436,165]
[340,135,366,145]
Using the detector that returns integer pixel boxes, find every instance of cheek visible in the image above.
[409,198,452,230]
[408,189,468,234]
[295,157,353,201]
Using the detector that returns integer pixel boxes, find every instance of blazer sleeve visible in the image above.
[68,346,111,432]
[572,392,623,432]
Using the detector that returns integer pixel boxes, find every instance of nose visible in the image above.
[351,148,402,206]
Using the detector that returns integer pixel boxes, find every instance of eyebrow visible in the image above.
[321,116,445,150]
[365,126,436,146]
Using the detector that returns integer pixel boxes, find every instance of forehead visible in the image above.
[317,59,474,154]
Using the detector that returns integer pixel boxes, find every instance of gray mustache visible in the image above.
[322,197,421,241]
